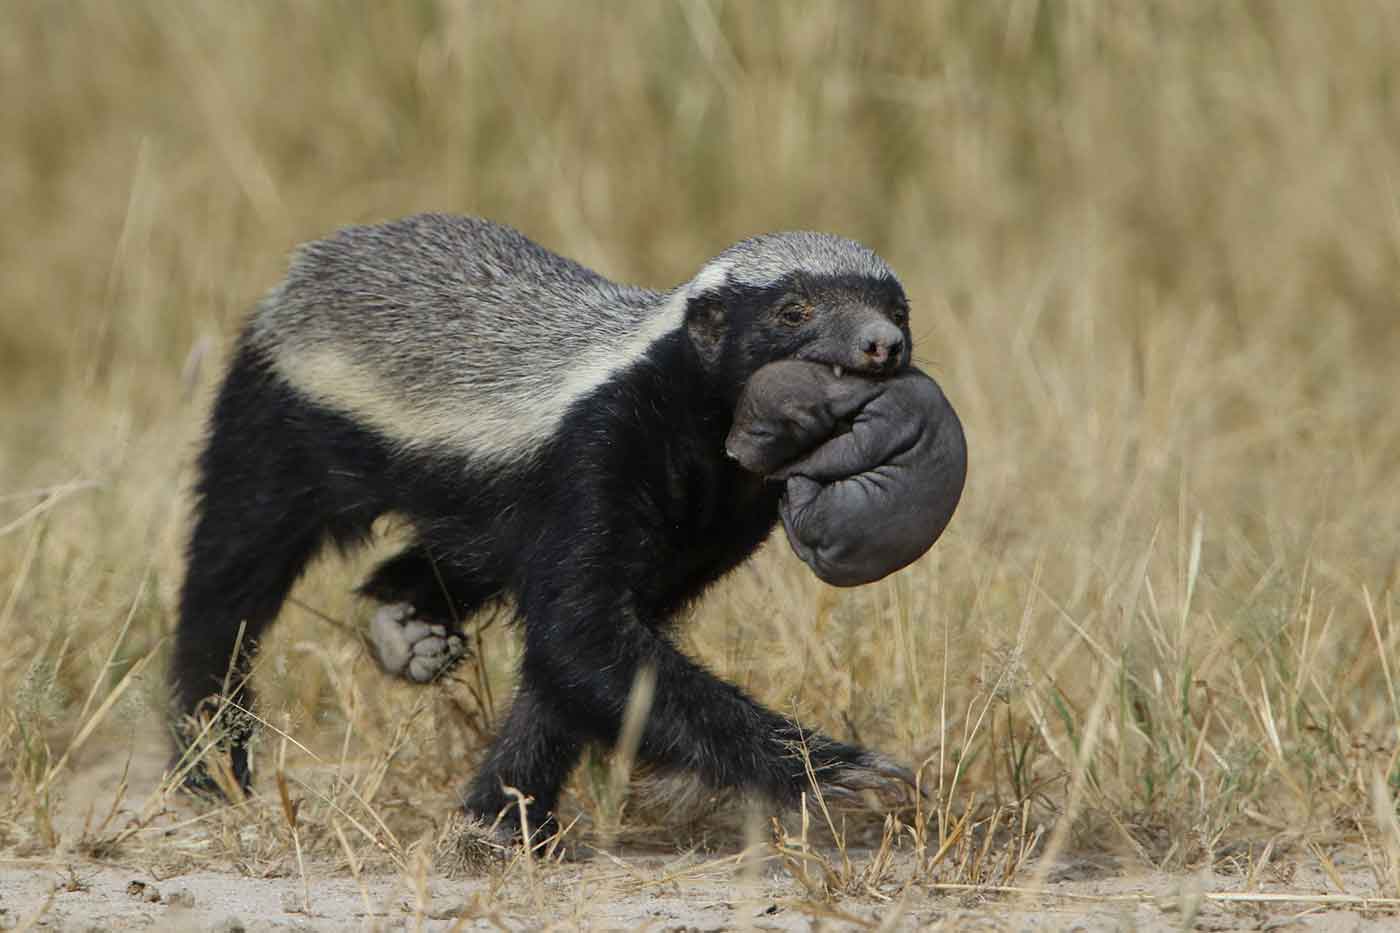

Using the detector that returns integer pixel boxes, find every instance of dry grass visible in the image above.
[2,1,1400,926]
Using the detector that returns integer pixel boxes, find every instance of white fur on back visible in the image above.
[249,217,892,465]
[267,308,683,462]
[249,216,683,464]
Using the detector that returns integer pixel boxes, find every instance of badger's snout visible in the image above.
[857,319,905,372]
[793,313,909,376]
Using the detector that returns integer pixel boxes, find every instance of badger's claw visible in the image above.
[369,603,469,683]
[817,753,925,807]
[868,756,921,790]
[815,784,865,805]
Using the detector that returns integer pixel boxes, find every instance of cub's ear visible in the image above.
[685,296,727,365]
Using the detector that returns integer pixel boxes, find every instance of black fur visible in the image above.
[172,262,912,834]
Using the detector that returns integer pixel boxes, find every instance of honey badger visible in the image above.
[173,214,915,837]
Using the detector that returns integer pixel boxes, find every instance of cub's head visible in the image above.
[682,232,911,397]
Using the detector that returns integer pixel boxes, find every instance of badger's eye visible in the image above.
[778,301,810,326]
[891,302,910,325]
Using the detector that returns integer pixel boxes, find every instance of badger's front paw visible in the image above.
[815,752,923,807]
[368,602,469,683]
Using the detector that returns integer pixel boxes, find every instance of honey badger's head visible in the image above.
[681,232,912,396]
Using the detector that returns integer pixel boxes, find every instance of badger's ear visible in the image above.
[685,296,727,365]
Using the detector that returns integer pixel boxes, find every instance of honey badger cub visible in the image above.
[726,360,967,587]
[173,214,916,838]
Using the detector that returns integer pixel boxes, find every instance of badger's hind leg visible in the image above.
[174,490,324,794]
[172,341,380,794]
[358,544,501,684]
[367,603,468,683]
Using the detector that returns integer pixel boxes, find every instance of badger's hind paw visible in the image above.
[368,602,469,684]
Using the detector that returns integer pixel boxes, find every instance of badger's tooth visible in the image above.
[833,365,844,379]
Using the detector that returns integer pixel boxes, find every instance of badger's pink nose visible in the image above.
[859,320,904,369]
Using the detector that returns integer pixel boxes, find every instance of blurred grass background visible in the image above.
[2,1,1399,870]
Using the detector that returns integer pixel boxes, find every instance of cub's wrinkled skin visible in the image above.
[727,360,967,586]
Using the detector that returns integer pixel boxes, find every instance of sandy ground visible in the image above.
[3,853,1397,931]
[3,740,1397,931]
[6,824,1399,932]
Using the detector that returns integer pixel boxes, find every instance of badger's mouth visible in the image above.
[796,349,907,379]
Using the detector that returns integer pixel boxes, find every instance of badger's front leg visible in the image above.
[460,572,911,836]
[461,678,585,841]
